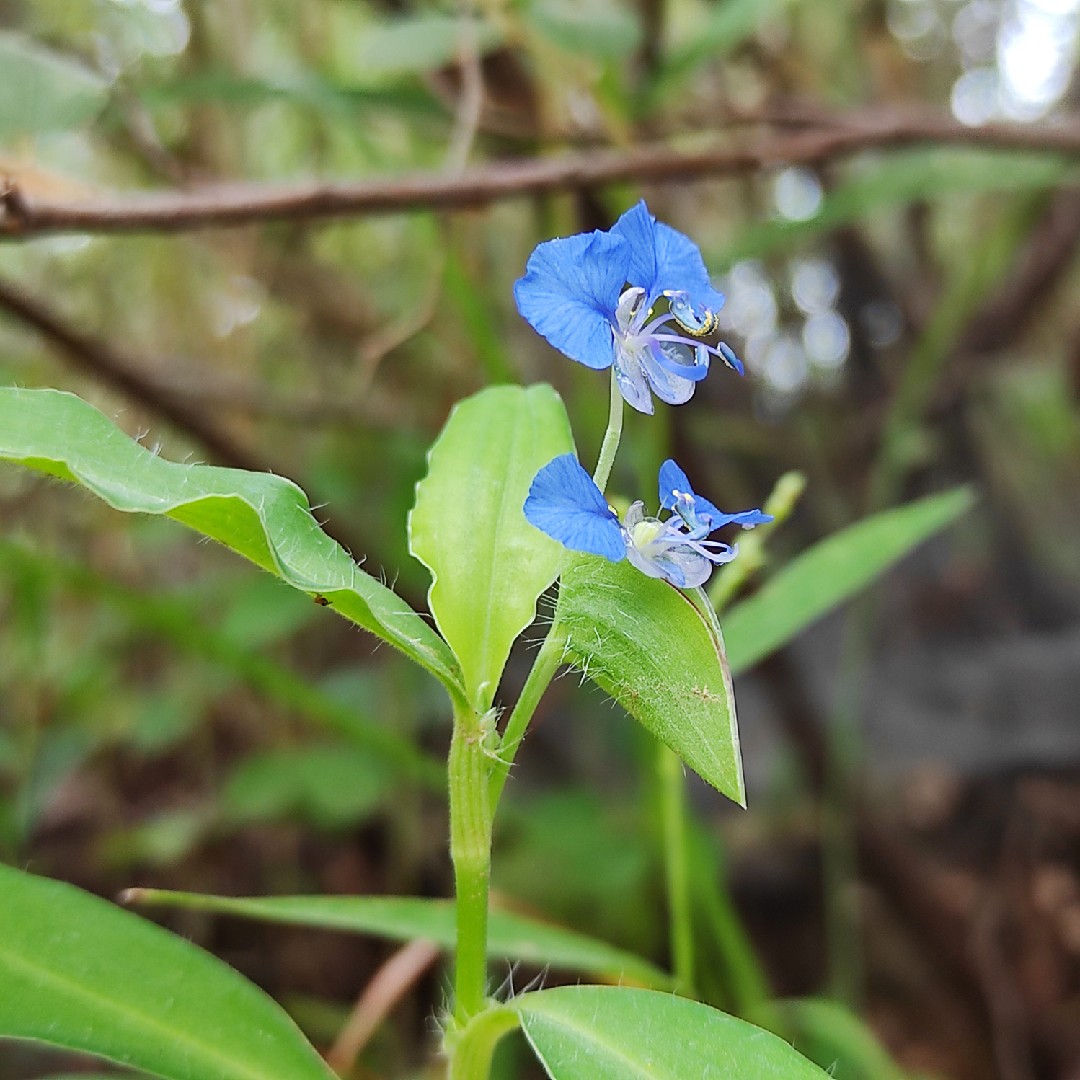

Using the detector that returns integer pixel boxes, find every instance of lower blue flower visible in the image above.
[523,454,771,589]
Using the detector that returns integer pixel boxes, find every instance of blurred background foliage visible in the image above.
[1,0,1079,1077]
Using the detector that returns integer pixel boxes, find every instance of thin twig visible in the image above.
[3,109,1080,237]
[326,939,441,1076]
[443,14,486,176]
[0,274,266,472]
[0,274,371,555]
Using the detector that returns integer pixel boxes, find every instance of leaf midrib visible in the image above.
[471,403,532,703]
[519,1006,665,1080]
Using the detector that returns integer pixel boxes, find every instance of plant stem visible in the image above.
[448,702,494,1026]
[488,621,567,811]
[446,1003,519,1080]
[592,367,624,494]
[688,825,773,1020]
[658,741,695,994]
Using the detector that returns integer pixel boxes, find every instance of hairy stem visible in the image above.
[446,1004,519,1080]
[448,704,494,1025]
[488,621,567,812]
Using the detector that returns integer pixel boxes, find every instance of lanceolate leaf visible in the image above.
[355,12,504,79]
[511,986,831,1079]
[0,33,109,139]
[723,487,975,675]
[0,864,333,1080]
[123,889,671,990]
[718,150,1071,265]
[0,388,464,702]
[409,384,574,711]
[557,556,743,805]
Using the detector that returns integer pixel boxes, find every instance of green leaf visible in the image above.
[0,863,333,1080]
[647,0,795,108]
[0,388,464,703]
[511,986,831,1078]
[558,557,743,804]
[409,384,574,711]
[524,0,642,60]
[0,33,109,141]
[123,889,671,990]
[355,13,504,79]
[137,73,445,120]
[723,487,975,675]
[222,744,390,829]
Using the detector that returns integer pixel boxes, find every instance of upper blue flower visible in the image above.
[514,202,742,415]
[523,453,771,589]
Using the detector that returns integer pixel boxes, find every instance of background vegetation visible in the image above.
[1,0,1079,1077]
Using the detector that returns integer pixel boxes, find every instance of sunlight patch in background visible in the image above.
[946,0,1080,123]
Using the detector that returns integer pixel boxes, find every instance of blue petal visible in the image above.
[613,352,655,415]
[658,459,693,510]
[611,201,724,310]
[718,341,744,375]
[640,346,697,406]
[649,339,710,382]
[523,453,626,562]
[717,509,773,529]
[626,543,712,589]
[514,231,630,370]
[657,459,772,529]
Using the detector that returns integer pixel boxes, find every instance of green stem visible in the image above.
[688,825,772,1020]
[488,621,567,812]
[592,367,624,494]
[448,703,494,1025]
[446,1003,519,1080]
[823,604,873,1006]
[658,742,694,994]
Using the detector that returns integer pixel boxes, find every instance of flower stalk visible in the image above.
[593,367,625,495]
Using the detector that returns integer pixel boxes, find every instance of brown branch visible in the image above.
[4,109,1080,237]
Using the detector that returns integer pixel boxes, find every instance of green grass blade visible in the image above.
[0,538,445,787]
[723,487,975,674]
[124,889,671,990]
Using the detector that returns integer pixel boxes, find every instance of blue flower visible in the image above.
[523,454,771,589]
[514,202,742,415]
